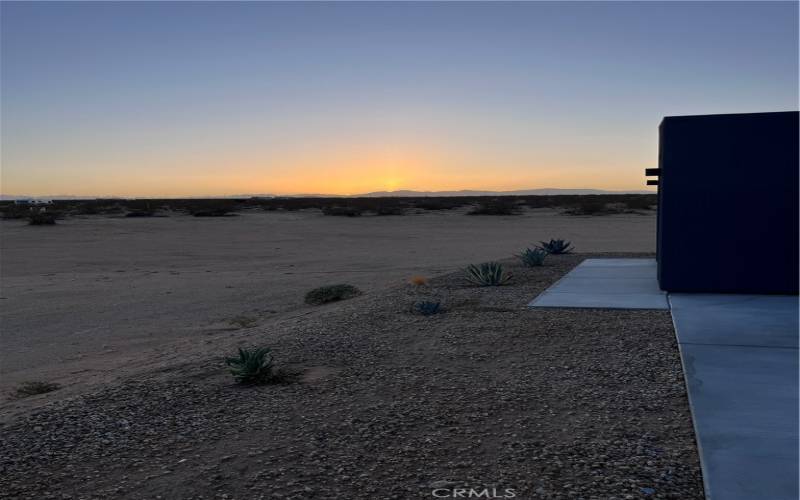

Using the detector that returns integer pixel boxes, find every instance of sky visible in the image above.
[1,1,797,198]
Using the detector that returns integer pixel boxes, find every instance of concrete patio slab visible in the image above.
[578,258,658,267]
[528,258,668,309]
[547,276,663,294]
[566,266,659,279]
[671,294,799,500]
[670,294,798,348]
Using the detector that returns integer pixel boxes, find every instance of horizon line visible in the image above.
[0,187,656,200]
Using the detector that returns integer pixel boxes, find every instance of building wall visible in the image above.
[657,111,799,294]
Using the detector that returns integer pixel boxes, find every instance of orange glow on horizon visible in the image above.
[1,141,655,197]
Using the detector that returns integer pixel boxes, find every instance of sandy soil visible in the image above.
[0,209,654,403]
[0,252,703,499]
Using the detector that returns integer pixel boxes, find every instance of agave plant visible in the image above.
[413,300,442,315]
[225,347,275,384]
[539,239,574,254]
[517,247,548,267]
[464,262,512,286]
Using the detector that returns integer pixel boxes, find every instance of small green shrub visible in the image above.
[374,206,405,216]
[321,206,362,217]
[563,199,608,215]
[12,381,61,398]
[125,202,156,217]
[624,196,656,211]
[193,209,233,217]
[71,202,125,215]
[225,347,277,384]
[305,284,362,305]
[517,247,548,267]
[1,205,29,219]
[413,300,442,315]
[564,198,649,215]
[125,210,155,218]
[464,262,512,286]
[414,199,465,211]
[539,239,573,254]
[467,199,519,215]
[27,211,57,225]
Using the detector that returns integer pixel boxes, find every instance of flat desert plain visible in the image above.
[0,208,708,500]
[1,209,654,403]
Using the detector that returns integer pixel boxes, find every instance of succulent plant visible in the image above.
[464,262,512,286]
[413,300,442,315]
[225,347,275,384]
[517,247,548,267]
[539,239,574,254]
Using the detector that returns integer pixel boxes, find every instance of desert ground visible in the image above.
[0,207,705,499]
[1,208,655,403]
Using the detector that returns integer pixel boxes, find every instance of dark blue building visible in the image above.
[650,111,799,294]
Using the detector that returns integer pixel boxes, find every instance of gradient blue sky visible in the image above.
[2,1,797,197]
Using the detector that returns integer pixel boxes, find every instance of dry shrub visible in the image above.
[305,284,362,305]
[12,381,61,398]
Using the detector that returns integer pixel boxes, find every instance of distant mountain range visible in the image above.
[1,188,653,201]
[355,188,652,197]
[0,194,93,201]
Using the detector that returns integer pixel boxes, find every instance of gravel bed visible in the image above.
[0,253,704,499]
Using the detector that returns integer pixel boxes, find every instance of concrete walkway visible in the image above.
[670,294,799,500]
[527,258,668,309]
[529,259,799,499]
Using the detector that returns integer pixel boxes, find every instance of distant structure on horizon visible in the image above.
[648,110,799,294]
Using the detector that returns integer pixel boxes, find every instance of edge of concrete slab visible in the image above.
[669,304,718,500]
[529,291,669,310]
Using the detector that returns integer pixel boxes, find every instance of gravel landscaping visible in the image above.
[0,253,704,499]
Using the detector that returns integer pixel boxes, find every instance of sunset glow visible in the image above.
[1,2,797,197]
